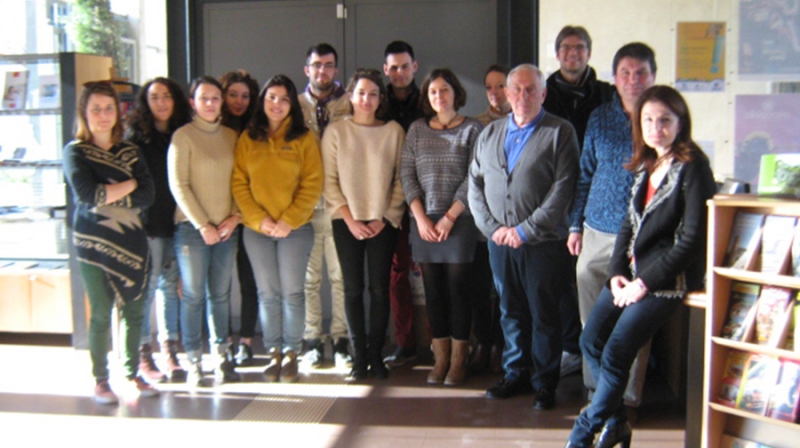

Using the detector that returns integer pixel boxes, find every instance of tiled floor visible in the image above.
[0,335,686,447]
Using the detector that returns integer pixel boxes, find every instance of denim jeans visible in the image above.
[174,222,238,358]
[569,287,682,445]
[142,236,181,345]
[488,239,567,391]
[332,219,398,352]
[243,224,313,353]
[79,261,146,380]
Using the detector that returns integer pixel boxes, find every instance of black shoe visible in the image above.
[486,377,533,399]
[383,346,417,367]
[533,387,556,410]
[333,338,353,368]
[235,343,253,366]
[304,339,324,368]
[369,349,389,379]
[595,420,632,448]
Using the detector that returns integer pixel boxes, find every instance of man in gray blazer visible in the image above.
[469,64,579,410]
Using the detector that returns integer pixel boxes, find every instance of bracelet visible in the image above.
[444,212,457,222]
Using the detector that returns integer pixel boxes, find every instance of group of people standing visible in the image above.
[64,27,716,448]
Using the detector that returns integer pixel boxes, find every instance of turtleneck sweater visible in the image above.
[168,115,238,228]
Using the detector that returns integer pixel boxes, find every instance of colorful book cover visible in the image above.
[793,299,800,352]
[36,74,59,109]
[755,286,793,345]
[2,70,29,110]
[724,212,765,269]
[735,354,781,415]
[760,215,797,274]
[721,282,761,341]
[719,350,750,407]
[766,359,800,422]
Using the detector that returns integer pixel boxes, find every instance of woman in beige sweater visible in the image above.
[168,76,241,386]
[322,69,405,380]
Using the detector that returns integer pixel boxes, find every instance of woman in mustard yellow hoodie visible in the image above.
[231,75,323,383]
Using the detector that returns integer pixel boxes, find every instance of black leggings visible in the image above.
[420,262,473,340]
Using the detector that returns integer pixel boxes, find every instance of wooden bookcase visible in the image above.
[703,195,800,447]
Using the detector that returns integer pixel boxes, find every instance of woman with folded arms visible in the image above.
[322,69,406,380]
[63,81,156,404]
[232,75,322,383]
[168,76,241,386]
[566,86,716,448]
[401,68,482,386]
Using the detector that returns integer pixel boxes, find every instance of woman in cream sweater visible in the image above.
[168,76,241,386]
[231,75,322,383]
[322,69,406,380]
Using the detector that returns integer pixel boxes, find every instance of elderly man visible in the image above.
[469,64,579,410]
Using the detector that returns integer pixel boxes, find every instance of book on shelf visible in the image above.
[760,215,797,274]
[720,281,761,341]
[2,70,29,110]
[719,350,749,407]
[36,74,59,109]
[723,212,765,269]
[755,286,794,346]
[735,354,781,415]
[719,434,773,448]
[766,359,800,422]
[791,300,800,352]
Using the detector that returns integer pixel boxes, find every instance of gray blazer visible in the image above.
[468,112,579,245]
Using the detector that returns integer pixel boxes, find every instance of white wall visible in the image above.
[540,0,773,179]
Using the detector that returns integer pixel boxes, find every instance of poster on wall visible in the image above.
[735,94,800,186]
[740,0,800,80]
[675,22,726,92]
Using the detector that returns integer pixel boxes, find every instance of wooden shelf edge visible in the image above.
[684,290,707,308]
[710,337,800,361]
[713,267,800,289]
[708,402,800,430]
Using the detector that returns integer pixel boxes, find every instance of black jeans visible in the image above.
[332,220,398,352]
[420,262,473,340]
[237,225,259,338]
[471,241,503,346]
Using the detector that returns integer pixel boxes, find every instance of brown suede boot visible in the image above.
[161,340,185,379]
[138,343,166,383]
[428,338,451,384]
[264,347,282,382]
[445,339,469,386]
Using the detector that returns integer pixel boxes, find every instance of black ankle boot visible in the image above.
[594,420,632,448]
[368,347,388,379]
[349,341,368,380]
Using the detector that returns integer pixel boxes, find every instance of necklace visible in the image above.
[435,114,460,129]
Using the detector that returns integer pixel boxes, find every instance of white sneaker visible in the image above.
[130,376,159,398]
[187,362,203,387]
[560,351,582,377]
[93,381,118,405]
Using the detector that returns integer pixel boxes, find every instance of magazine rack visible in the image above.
[704,195,800,447]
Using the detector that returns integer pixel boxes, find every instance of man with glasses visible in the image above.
[542,26,615,381]
[299,43,351,369]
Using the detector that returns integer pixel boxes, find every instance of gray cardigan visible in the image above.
[468,112,579,245]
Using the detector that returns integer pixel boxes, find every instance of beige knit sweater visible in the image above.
[321,118,406,228]
[168,116,238,228]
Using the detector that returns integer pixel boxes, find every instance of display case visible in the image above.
[702,195,800,448]
[0,53,112,335]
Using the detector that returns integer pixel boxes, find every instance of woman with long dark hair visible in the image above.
[168,76,241,386]
[565,86,716,447]
[126,77,192,381]
[218,69,261,366]
[63,81,156,403]
[232,75,322,383]
[400,68,482,386]
[322,69,406,380]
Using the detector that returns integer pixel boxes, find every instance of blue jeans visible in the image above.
[569,287,682,445]
[488,239,566,391]
[243,224,313,353]
[174,222,238,357]
[142,236,181,345]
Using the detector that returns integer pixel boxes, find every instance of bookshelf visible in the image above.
[0,53,112,336]
[703,195,800,448]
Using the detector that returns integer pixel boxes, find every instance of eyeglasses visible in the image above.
[558,44,588,53]
[308,62,336,71]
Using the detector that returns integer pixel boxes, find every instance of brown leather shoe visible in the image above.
[138,343,166,383]
[161,340,185,379]
[264,347,282,382]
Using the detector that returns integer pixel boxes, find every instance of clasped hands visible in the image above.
[416,215,454,243]
[345,218,386,240]
[609,275,648,308]
[199,214,240,246]
[491,226,524,249]
[260,216,292,239]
